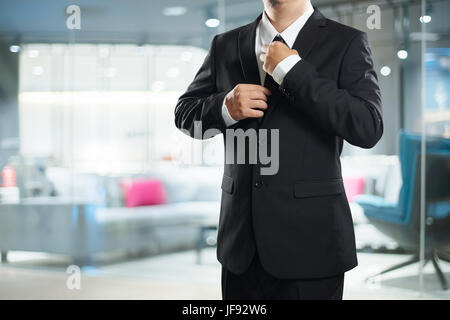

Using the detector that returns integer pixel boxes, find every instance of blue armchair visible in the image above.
[355,131,450,289]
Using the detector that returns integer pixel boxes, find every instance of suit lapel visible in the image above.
[291,7,327,60]
[238,15,263,130]
[238,14,285,128]
[238,15,262,86]
[258,7,327,128]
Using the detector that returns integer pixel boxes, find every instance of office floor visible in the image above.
[1,248,449,300]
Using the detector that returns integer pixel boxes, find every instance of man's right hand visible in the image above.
[224,84,271,121]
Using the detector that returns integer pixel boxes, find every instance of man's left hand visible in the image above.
[260,41,299,76]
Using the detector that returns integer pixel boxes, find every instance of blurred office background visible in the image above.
[0,0,449,299]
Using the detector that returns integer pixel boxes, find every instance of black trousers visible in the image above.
[221,253,344,300]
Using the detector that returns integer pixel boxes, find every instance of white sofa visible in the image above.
[0,166,222,265]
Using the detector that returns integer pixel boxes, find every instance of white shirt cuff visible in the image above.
[272,54,301,85]
[222,97,238,127]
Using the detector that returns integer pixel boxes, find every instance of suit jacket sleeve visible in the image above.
[280,31,383,148]
[174,35,228,139]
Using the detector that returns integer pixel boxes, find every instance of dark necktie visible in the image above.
[264,34,286,88]
[259,34,286,124]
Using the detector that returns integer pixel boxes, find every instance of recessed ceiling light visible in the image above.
[420,15,432,23]
[9,45,20,53]
[163,6,187,16]
[380,66,391,76]
[397,49,408,60]
[205,18,220,28]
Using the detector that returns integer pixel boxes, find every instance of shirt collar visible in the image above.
[260,2,314,48]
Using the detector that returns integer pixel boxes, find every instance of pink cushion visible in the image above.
[343,177,365,203]
[121,178,167,208]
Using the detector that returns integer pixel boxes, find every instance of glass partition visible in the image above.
[420,0,450,294]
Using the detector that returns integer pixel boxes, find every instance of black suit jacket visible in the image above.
[175,8,383,279]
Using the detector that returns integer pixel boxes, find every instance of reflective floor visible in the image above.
[1,249,449,300]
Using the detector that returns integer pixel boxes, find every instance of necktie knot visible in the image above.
[272,34,286,45]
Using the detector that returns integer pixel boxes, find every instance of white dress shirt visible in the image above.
[222,3,314,126]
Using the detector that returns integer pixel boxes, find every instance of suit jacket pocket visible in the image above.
[221,174,234,194]
[294,179,345,198]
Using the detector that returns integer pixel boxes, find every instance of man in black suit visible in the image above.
[175,0,383,300]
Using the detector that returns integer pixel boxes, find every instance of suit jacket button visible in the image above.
[254,181,263,188]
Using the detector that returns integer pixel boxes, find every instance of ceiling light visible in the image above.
[380,66,391,76]
[205,18,220,28]
[420,15,432,23]
[163,6,187,16]
[410,32,439,41]
[9,45,20,53]
[397,49,408,60]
